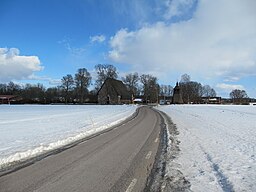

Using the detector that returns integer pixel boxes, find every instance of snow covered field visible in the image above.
[0,105,137,169]
[158,105,256,192]
[1,104,255,191]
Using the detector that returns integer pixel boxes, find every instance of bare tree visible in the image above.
[202,85,217,97]
[95,64,118,91]
[140,74,159,103]
[75,68,91,103]
[21,83,46,103]
[167,85,174,96]
[179,74,190,103]
[180,81,203,104]
[122,72,140,97]
[7,81,21,95]
[180,73,191,83]
[230,89,248,104]
[160,85,167,97]
[179,74,205,103]
[0,83,8,94]
[160,85,173,97]
[61,74,74,104]
[45,87,62,103]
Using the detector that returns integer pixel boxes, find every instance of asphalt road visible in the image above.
[0,106,163,192]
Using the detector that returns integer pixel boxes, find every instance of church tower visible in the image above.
[172,82,183,104]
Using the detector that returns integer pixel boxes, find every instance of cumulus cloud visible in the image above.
[90,35,106,43]
[108,0,256,82]
[0,48,43,82]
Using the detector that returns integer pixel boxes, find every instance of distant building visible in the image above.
[201,97,222,104]
[159,99,165,105]
[97,78,131,104]
[0,95,21,104]
[133,98,143,104]
[158,96,172,105]
[172,82,183,104]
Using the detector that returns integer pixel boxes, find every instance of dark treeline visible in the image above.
[0,64,171,104]
[178,74,250,104]
[1,64,250,104]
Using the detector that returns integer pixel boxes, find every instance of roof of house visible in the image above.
[98,78,130,99]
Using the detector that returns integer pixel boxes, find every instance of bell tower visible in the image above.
[172,82,183,104]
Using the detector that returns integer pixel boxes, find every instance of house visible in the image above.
[97,78,131,104]
[172,82,183,104]
[0,95,20,104]
[133,98,143,104]
[201,97,222,104]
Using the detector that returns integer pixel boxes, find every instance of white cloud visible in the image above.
[0,48,43,82]
[58,38,86,56]
[216,83,244,92]
[28,74,61,85]
[164,0,196,20]
[90,35,106,43]
[223,76,240,82]
[108,0,256,82]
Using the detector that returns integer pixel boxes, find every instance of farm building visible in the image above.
[97,78,131,104]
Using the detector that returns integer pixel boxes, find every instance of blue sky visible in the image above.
[0,0,256,98]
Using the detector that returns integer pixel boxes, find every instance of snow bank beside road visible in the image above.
[0,105,137,169]
[158,105,256,192]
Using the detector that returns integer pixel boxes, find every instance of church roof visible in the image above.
[98,78,130,99]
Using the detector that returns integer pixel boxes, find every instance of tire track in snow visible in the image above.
[199,145,235,192]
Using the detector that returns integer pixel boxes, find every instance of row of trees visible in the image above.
[0,64,250,104]
[0,68,94,104]
[61,68,91,103]
[62,65,166,103]
[0,64,164,104]
[178,74,251,104]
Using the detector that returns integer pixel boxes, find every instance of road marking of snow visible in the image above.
[145,151,152,159]
[154,138,159,143]
[125,178,137,192]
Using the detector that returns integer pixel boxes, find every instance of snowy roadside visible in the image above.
[161,110,191,192]
[157,105,256,192]
[0,105,137,170]
[146,108,191,192]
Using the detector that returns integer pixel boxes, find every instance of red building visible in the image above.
[0,95,20,104]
